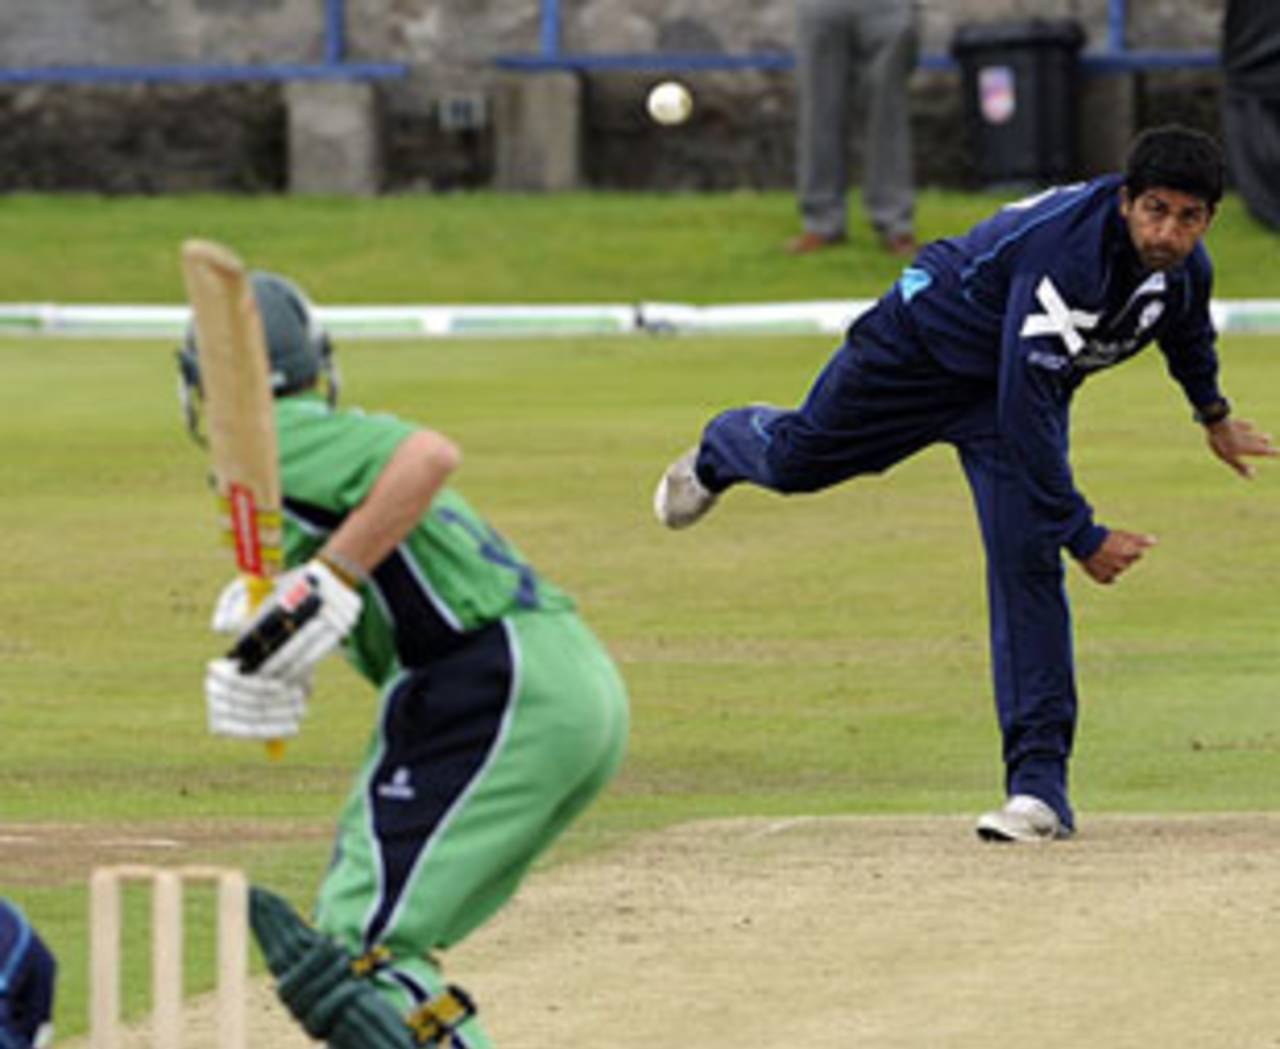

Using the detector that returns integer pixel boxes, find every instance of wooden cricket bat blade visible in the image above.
[181,238,288,761]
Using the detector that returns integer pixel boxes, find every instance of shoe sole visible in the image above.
[975,825,1045,843]
[975,821,1071,843]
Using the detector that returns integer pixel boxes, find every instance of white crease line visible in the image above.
[745,817,817,840]
[97,838,183,849]
[0,834,185,849]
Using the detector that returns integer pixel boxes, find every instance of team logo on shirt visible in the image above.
[1022,275,1170,374]
[1020,277,1099,356]
[377,766,416,802]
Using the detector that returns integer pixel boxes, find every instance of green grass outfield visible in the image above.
[0,187,1277,302]
[1,190,1278,1037]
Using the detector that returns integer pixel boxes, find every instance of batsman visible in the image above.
[179,272,629,1048]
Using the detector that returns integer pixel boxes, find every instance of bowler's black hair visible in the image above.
[1124,125,1225,207]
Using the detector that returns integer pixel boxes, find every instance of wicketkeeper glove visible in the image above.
[205,658,309,740]
[228,559,363,681]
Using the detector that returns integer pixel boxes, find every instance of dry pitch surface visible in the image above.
[51,813,1280,1048]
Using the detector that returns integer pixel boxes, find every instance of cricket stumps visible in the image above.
[89,864,248,1049]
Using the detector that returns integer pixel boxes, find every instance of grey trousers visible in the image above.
[1223,90,1280,230]
[796,0,919,239]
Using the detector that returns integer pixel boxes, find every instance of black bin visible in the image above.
[951,19,1086,187]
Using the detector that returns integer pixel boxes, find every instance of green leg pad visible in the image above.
[250,885,417,1047]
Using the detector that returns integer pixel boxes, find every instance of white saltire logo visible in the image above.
[1020,276,1100,356]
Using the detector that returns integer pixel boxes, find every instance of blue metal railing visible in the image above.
[497,51,797,73]
[540,0,561,57]
[0,62,407,85]
[1108,0,1128,51]
[495,0,1218,75]
[0,0,407,85]
[1088,0,1217,71]
[0,0,1220,85]
[324,0,346,64]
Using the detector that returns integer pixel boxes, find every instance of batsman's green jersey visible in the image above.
[275,394,629,1047]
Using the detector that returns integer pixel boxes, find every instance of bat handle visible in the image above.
[245,572,287,762]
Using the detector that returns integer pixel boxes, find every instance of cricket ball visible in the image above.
[646,81,694,126]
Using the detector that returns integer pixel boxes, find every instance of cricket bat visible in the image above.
[180,238,287,760]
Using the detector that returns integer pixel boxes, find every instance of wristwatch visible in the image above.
[1193,398,1231,426]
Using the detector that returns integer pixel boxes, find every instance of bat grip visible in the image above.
[245,572,287,761]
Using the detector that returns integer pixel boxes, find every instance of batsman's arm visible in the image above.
[319,428,461,577]
[227,429,460,681]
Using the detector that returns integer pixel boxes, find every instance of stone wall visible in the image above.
[0,0,1229,193]
[0,84,286,192]
[0,0,326,66]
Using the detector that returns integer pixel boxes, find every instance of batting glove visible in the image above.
[227,559,363,680]
[205,657,309,741]
[210,576,251,635]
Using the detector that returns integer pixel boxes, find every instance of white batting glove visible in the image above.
[226,559,363,680]
[205,657,309,740]
[210,576,251,634]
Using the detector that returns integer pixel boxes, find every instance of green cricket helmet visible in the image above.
[177,271,339,440]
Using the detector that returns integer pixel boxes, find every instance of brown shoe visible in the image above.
[881,232,917,258]
[786,230,847,255]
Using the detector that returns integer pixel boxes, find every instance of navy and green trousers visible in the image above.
[314,610,628,1048]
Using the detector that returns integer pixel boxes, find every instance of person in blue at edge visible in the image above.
[0,898,56,1049]
[654,125,1277,843]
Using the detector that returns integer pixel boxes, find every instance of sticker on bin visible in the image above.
[979,66,1016,124]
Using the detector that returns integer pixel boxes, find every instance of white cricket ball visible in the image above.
[646,81,693,126]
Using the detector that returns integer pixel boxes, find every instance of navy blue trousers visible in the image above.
[0,900,56,1049]
[698,327,1077,829]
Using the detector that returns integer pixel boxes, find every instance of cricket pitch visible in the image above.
[58,813,1280,1048]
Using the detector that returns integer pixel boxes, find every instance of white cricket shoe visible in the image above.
[654,447,718,529]
[975,794,1071,843]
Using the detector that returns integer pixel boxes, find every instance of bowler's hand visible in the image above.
[1205,417,1278,478]
[1081,529,1156,585]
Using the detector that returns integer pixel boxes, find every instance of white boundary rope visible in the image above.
[1,299,1279,339]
